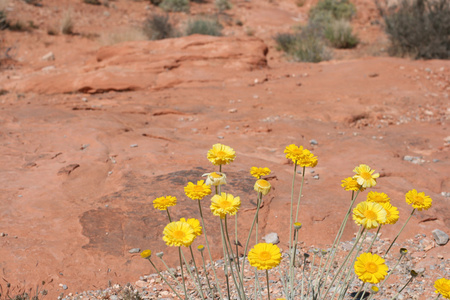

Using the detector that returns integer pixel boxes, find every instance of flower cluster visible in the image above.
[284,144,318,167]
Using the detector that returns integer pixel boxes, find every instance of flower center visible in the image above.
[364,210,377,220]
[374,195,384,202]
[216,151,227,157]
[173,230,186,240]
[414,196,424,204]
[360,171,372,180]
[292,149,303,156]
[365,262,379,273]
[193,185,204,192]
[219,200,231,209]
[441,282,450,291]
[210,172,221,178]
[259,251,271,261]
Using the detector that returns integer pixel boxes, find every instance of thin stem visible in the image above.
[221,217,245,300]
[380,254,405,287]
[294,166,306,223]
[434,294,441,300]
[199,251,214,297]
[288,163,298,258]
[319,190,360,292]
[197,200,224,300]
[189,246,206,300]
[166,208,172,222]
[241,190,264,283]
[366,226,382,253]
[355,282,366,300]
[235,211,240,272]
[384,209,415,258]
[147,258,184,300]
[322,226,365,299]
[178,248,188,300]
[158,256,185,291]
[266,269,271,300]
[391,276,413,299]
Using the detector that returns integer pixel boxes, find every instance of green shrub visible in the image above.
[185,17,222,36]
[83,0,102,4]
[380,0,450,59]
[274,27,331,62]
[310,0,356,20]
[215,0,231,12]
[325,19,359,48]
[143,14,175,40]
[0,10,8,30]
[159,0,189,12]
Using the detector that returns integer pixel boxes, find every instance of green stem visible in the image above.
[147,258,184,300]
[322,226,365,299]
[189,246,206,300]
[380,254,405,287]
[294,166,306,223]
[391,276,413,299]
[199,251,213,297]
[266,269,271,300]
[178,248,188,300]
[384,209,415,258]
[158,256,185,291]
[319,190,360,292]
[166,208,172,222]
[197,200,224,300]
[288,163,298,257]
[235,212,240,272]
[256,192,262,244]
[241,190,264,283]
[366,226,382,253]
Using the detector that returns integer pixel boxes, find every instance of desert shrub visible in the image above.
[159,0,189,12]
[310,0,356,21]
[0,10,8,30]
[100,27,147,45]
[185,17,222,36]
[83,0,102,4]
[149,0,163,5]
[60,9,74,34]
[380,0,450,59]
[215,0,232,12]
[325,19,359,48]
[275,27,331,62]
[143,14,175,40]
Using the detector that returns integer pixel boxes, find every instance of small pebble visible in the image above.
[310,139,318,145]
[432,229,449,245]
[129,248,140,254]
[130,144,138,148]
[217,136,224,139]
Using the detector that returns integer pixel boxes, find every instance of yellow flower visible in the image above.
[254,179,271,195]
[284,144,318,167]
[140,249,152,259]
[248,243,282,270]
[203,172,227,186]
[341,177,364,192]
[366,191,390,203]
[207,144,236,166]
[405,189,432,211]
[300,148,318,167]
[352,164,380,188]
[250,167,271,179]
[354,253,388,284]
[153,196,177,211]
[353,201,387,229]
[434,278,450,299]
[210,193,241,219]
[163,221,196,247]
[184,180,211,200]
[180,217,202,236]
[380,202,399,225]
